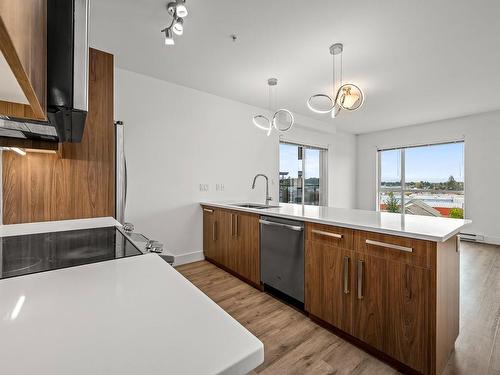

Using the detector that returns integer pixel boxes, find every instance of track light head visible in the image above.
[173,17,184,35]
[175,0,188,17]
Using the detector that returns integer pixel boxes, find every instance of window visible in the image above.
[279,142,328,206]
[378,141,465,218]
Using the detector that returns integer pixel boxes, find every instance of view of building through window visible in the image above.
[378,142,465,218]
[279,142,327,206]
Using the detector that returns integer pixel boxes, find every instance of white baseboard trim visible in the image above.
[173,251,205,266]
[480,235,500,246]
[460,233,500,246]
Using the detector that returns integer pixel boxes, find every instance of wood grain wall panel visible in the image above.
[2,49,114,224]
[0,100,37,119]
[0,0,47,119]
[0,134,59,151]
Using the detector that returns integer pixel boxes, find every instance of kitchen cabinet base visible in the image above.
[205,257,263,291]
[309,313,422,375]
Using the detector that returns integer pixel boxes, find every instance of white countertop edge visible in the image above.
[0,217,121,237]
[201,202,469,242]
[219,342,264,375]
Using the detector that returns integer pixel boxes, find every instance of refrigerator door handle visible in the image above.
[124,152,127,216]
[114,120,126,224]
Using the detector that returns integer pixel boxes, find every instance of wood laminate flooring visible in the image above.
[176,242,500,375]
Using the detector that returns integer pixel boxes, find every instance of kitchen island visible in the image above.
[200,202,470,375]
[0,218,263,375]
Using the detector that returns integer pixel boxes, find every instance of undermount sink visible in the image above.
[230,203,280,209]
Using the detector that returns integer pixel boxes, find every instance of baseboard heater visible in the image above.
[459,233,484,242]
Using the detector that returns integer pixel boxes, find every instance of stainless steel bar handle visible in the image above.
[230,214,234,236]
[124,153,127,219]
[365,239,413,253]
[312,229,343,239]
[343,256,350,294]
[235,215,238,237]
[203,208,214,213]
[357,260,364,300]
[259,219,303,232]
[212,221,217,241]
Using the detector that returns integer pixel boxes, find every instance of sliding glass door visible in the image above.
[378,141,465,218]
[279,142,328,206]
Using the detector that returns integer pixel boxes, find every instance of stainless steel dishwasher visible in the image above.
[260,216,304,304]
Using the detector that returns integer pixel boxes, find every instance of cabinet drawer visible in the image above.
[306,223,354,250]
[354,231,434,269]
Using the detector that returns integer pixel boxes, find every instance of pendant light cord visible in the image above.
[332,50,343,99]
[332,51,336,97]
[268,84,271,112]
[340,52,343,86]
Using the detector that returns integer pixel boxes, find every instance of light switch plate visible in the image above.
[199,184,209,192]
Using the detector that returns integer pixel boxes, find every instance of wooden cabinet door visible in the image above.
[202,207,218,261]
[386,262,430,373]
[229,211,260,284]
[352,253,387,352]
[216,209,232,267]
[305,240,354,334]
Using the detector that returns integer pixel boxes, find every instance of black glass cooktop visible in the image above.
[0,227,142,280]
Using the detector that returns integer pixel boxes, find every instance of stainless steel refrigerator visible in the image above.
[114,120,174,264]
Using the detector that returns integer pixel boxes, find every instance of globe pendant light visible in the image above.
[252,78,295,136]
[307,43,364,118]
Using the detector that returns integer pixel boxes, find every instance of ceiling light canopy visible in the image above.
[161,1,188,46]
[253,78,295,136]
[307,43,364,119]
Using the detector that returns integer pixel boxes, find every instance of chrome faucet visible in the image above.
[252,174,272,206]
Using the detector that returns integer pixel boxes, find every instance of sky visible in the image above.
[381,142,464,183]
[279,144,320,179]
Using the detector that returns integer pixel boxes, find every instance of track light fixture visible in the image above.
[252,78,295,136]
[161,0,188,46]
[307,43,364,118]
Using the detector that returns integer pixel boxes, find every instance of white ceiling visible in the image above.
[91,0,500,134]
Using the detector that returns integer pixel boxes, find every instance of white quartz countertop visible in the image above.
[0,217,121,237]
[0,254,263,375]
[201,202,471,242]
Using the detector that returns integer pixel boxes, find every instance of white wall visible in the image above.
[356,110,500,244]
[115,68,357,264]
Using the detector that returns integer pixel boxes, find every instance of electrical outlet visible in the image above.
[216,183,225,192]
[199,184,209,192]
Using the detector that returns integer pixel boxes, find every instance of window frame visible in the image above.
[376,140,465,215]
[279,140,329,206]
